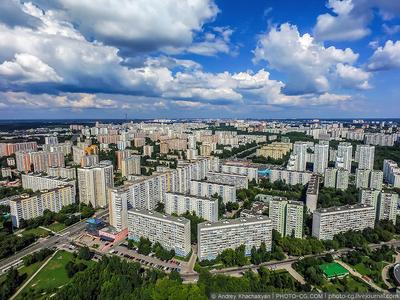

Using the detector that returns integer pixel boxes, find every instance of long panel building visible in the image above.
[22,173,76,200]
[10,185,75,227]
[205,171,248,189]
[312,204,375,240]
[189,180,236,204]
[165,192,218,222]
[197,216,272,261]
[127,209,191,257]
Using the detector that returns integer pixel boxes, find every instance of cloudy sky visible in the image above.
[0,0,399,119]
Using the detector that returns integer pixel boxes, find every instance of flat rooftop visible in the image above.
[128,208,190,225]
[165,192,218,202]
[198,215,271,230]
[315,203,373,214]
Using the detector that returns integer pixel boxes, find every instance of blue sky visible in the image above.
[0,0,399,119]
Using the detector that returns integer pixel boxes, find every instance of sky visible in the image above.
[0,0,399,119]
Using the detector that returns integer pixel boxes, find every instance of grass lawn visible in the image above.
[321,275,372,292]
[350,257,388,288]
[17,251,73,299]
[46,222,66,232]
[21,227,50,238]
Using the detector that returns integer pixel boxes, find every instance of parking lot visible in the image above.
[111,244,182,273]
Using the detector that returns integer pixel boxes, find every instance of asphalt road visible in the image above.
[0,209,108,272]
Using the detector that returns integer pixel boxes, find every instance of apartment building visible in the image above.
[221,163,258,182]
[335,142,353,171]
[77,161,114,208]
[48,166,76,179]
[21,173,76,199]
[269,198,303,238]
[269,168,313,186]
[256,142,292,159]
[197,216,272,261]
[165,192,218,222]
[190,180,236,204]
[313,141,329,174]
[108,185,130,231]
[312,204,375,240]
[205,172,248,189]
[10,185,74,227]
[306,174,319,213]
[356,169,383,190]
[121,155,141,177]
[383,160,400,188]
[324,168,349,190]
[0,141,37,156]
[128,209,191,257]
[355,145,375,170]
[360,189,398,224]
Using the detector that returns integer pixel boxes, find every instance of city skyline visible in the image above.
[0,0,399,119]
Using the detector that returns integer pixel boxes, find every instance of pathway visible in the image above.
[10,250,59,300]
[335,260,387,293]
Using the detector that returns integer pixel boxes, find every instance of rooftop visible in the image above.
[198,215,271,230]
[128,208,190,225]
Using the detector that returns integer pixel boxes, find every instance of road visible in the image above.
[0,209,108,273]
[181,240,400,282]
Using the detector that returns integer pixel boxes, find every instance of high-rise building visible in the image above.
[205,172,248,189]
[220,164,259,182]
[383,159,400,188]
[0,142,37,156]
[324,168,337,188]
[313,141,329,174]
[143,145,153,157]
[116,150,132,170]
[292,142,308,171]
[336,142,352,171]
[121,155,141,177]
[198,216,272,261]
[312,204,375,240]
[189,180,236,204]
[48,166,76,179]
[128,209,191,257]
[336,168,349,190]
[45,136,58,145]
[165,192,218,222]
[10,185,74,227]
[356,145,375,170]
[356,169,383,190]
[356,169,371,189]
[269,198,303,238]
[108,185,130,231]
[81,154,99,167]
[377,192,398,224]
[21,173,76,199]
[77,161,114,208]
[270,168,313,186]
[306,174,319,213]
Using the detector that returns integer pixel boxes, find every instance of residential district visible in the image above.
[1,119,400,299]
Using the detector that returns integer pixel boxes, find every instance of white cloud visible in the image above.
[335,63,371,89]
[368,40,400,71]
[43,0,220,54]
[0,53,62,83]
[313,0,400,42]
[253,23,363,94]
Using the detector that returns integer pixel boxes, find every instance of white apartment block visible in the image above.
[143,145,154,157]
[336,142,352,171]
[190,180,236,204]
[221,164,258,182]
[269,198,303,238]
[10,185,75,227]
[165,192,218,222]
[127,173,167,210]
[324,168,349,190]
[206,172,248,189]
[364,133,395,147]
[42,142,72,155]
[312,204,375,240]
[355,145,375,170]
[360,189,398,224]
[121,155,141,177]
[383,160,400,188]
[197,216,272,261]
[269,168,313,186]
[128,209,191,257]
[77,161,114,208]
[313,142,329,174]
[108,185,130,231]
[16,150,65,173]
[48,166,76,179]
[306,174,319,213]
[356,169,383,190]
[292,142,308,171]
[21,173,76,199]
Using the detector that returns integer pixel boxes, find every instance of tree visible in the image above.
[78,246,92,260]
[137,237,152,255]
[155,202,165,213]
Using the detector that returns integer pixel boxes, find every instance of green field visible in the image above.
[320,262,349,279]
[321,275,372,292]
[351,257,388,288]
[17,251,74,299]
[46,222,66,232]
[21,227,50,238]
